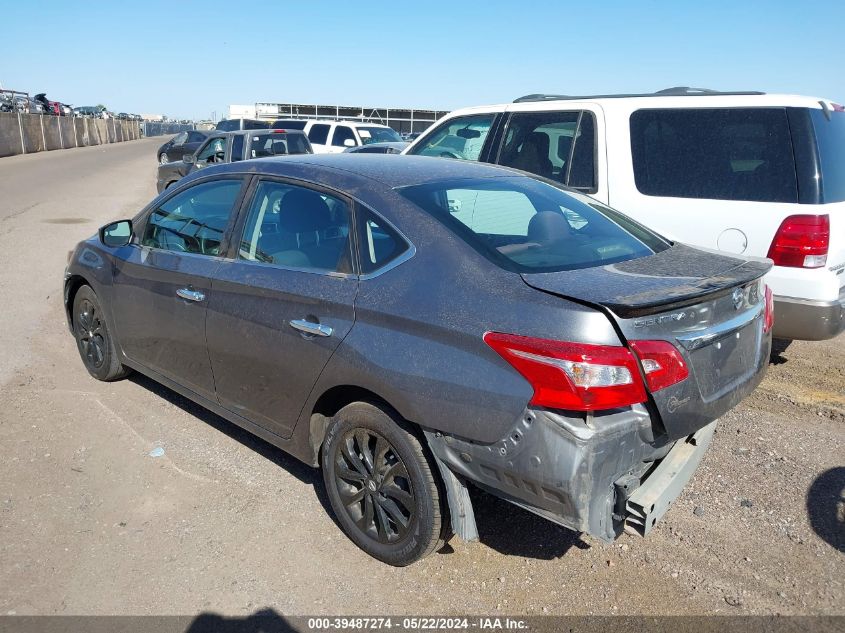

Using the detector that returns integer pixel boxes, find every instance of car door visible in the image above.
[109,177,247,401]
[205,177,358,438]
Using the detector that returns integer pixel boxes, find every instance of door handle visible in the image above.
[176,288,205,302]
[289,319,332,337]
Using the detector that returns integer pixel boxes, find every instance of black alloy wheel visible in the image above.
[334,428,415,543]
[322,402,447,566]
[72,285,130,382]
[76,296,106,370]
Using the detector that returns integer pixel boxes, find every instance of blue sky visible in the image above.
[1,0,842,119]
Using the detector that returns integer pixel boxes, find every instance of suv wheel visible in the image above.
[322,402,446,566]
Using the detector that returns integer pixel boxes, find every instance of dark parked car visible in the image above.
[156,130,312,192]
[65,155,772,566]
[344,141,408,154]
[157,130,211,164]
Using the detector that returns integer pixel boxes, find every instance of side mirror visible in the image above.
[183,154,195,164]
[99,220,132,247]
[343,138,356,148]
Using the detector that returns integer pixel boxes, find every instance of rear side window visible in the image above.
[238,181,352,273]
[408,114,495,161]
[497,111,596,192]
[357,210,410,274]
[400,177,666,273]
[630,108,798,203]
[810,109,845,203]
[308,124,330,145]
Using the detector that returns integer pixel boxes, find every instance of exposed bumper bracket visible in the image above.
[625,420,717,536]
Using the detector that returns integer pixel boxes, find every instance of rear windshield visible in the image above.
[399,177,667,273]
[630,108,798,203]
[249,133,311,157]
[359,126,402,144]
[811,109,845,203]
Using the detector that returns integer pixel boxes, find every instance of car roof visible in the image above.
[206,154,526,189]
[437,92,836,121]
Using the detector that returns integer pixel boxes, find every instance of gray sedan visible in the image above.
[64,155,772,565]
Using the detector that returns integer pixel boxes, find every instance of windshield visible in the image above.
[400,177,668,273]
[359,127,402,145]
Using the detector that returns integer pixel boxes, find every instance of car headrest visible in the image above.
[527,211,572,244]
[279,189,332,233]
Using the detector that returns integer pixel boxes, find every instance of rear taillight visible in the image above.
[484,332,645,411]
[763,284,774,333]
[484,332,689,412]
[767,214,829,268]
[628,340,689,392]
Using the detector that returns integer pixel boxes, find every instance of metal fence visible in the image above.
[141,122,195,137]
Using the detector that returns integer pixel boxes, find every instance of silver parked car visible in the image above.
[64,155,773,565]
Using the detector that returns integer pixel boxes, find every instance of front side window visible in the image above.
[630,108,798,202]
[332,126,356,147]
[358,126,402,145]
[407,114,495,161]
[498,111,596,191]
[171,132,188,146]
[238,181,352,273]
[308,124,331,144]
[196,137,227,163]
[400,177,667,273]
[142,179,242,255]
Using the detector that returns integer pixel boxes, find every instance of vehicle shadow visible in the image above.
[467,486,588,559]
[806,466,845,553]
[770,337,792,365]
[129,373,588,562]
[185,607,298,632]
[127,373,336,519]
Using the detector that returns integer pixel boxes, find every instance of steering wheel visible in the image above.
[439,151,461,159]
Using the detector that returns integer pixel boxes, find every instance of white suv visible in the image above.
[404,88,845,341]
[300,120,403,154]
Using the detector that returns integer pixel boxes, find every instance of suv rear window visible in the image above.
[630,108,798,203]
[399,177,666,273]
[810,109,845,203]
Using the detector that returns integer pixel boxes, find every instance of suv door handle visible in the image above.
[289,319,332,337]
[176,288,205,302]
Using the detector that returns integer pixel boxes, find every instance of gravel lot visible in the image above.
[0,138,842,616]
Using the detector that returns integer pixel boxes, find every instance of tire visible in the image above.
[322,402,446,566]
[159,153,169,164]
[72,285,130,382]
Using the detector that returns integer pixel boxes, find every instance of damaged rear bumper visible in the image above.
[426,407,716,543]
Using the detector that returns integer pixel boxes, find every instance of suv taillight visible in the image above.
[767,215,829,268]
[483,332,688,412]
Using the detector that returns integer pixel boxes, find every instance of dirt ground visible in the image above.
[0,138,842,616]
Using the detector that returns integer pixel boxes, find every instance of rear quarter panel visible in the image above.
[299,190,623,444]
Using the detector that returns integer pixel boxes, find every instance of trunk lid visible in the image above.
[522,243,772,439]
